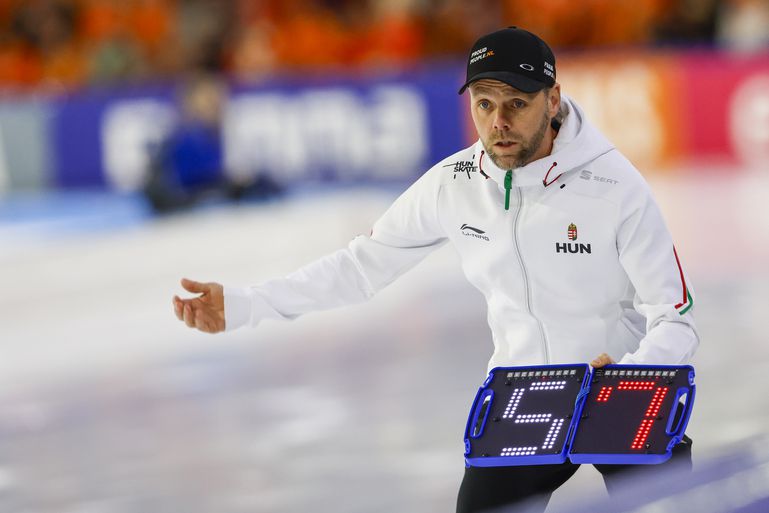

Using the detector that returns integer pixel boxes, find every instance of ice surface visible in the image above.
[1,173,767,512]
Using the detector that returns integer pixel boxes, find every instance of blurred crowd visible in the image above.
[1,0,768,91]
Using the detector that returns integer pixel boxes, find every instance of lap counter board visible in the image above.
[464,364,695,467]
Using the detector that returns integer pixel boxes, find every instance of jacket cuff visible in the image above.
[223,286,254,331]
[224,285,286,331]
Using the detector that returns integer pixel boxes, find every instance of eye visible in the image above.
[478,100,491,110]
[512,99,527,109]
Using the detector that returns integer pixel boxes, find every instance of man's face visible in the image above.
[469,80,560,170]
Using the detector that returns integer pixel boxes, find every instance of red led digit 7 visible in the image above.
[600,381,669,450]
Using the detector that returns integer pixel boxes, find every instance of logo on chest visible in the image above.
[556,223,591,254]
[460,223,490,241]
[444,160,478,179]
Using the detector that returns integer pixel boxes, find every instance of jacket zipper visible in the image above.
[510,183,551,363]
[504,170,512,211]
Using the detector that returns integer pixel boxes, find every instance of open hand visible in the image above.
[173,278,225,333]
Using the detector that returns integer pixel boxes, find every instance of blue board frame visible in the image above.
[463,364,696,467]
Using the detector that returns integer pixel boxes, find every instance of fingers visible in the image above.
[591,353,615,368]
[173,296,183,320]
[183,303,196,328]
[181,278,209,294]
[175,297,221,333]
[173,296,198,327]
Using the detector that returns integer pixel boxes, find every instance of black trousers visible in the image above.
[456,435,693,513]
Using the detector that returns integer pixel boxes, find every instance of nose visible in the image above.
[492,107,512,131]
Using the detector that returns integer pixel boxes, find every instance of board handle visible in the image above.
[467,389,494,439]
[665,385,696,438]
[463,386,484,446]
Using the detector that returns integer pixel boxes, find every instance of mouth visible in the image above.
[493,141,518,149]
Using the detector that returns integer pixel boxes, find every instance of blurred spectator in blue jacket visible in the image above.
[143,73,282,213]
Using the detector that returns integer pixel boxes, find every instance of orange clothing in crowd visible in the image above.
[129,0,175,50]
[0,0,707,90]
[79,0,126,43]
[502,0,669,48]
[270,7,351,68]
[41,41,87,86]
[0,39,43,86]
[360,11,424,65]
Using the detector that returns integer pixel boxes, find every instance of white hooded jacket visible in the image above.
[224,96,699,371]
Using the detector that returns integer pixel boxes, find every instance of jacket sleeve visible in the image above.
[615,179,699,365]
[223,170,447,330]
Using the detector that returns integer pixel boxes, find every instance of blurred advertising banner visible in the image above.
[1,52,768,193]
[49,66,465,192]
[558,50,769,173]
[557,53,685,172]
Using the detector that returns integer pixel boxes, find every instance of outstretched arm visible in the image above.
[173,278,225,333]
[174,164,447,334]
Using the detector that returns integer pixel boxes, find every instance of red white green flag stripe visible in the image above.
[673,246,693,315]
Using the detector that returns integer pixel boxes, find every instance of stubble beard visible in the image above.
[484,109,551,170]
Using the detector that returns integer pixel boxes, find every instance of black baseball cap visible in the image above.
[458,27,556,94]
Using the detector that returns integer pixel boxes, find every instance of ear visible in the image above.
[548,83,561,118]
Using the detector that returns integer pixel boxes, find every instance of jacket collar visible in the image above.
[474,95,614,188]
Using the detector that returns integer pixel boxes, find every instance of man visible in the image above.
[173,27,698,513]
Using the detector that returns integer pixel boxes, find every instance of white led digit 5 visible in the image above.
[505,380,568,452]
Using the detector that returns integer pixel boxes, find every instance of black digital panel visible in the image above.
[568,365,695,464]
[464,364,695,467]
[464,364,591,466]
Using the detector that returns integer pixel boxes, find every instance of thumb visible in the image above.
[181,278,210,294]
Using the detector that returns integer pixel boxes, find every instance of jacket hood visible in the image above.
[473,95,615,188]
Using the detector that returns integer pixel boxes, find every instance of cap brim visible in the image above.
[458,71,549,94]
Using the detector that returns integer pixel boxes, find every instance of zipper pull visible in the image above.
[504,170,512,211]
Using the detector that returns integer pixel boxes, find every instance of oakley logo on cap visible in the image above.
[459,27,556,94]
